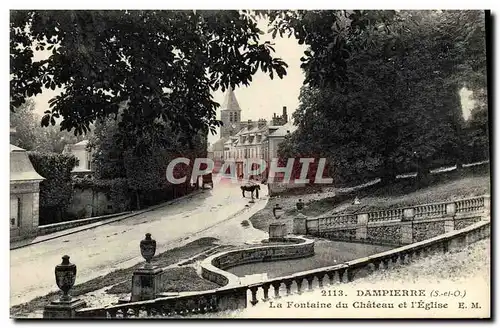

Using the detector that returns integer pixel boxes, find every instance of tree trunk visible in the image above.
[135,191,141,210]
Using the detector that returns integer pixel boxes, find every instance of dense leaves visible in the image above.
[28,152,78,224]
[10,99,89,152]
[90,112,207,209]
[10,10,288,152]
[278,10,488,185]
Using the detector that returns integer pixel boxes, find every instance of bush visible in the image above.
[28,152,78,225]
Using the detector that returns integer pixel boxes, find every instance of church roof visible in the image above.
[221,88,241,111]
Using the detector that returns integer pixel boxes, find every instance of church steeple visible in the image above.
[221,88,241,112]
[220,88,242,139]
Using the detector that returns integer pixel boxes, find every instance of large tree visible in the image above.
[10,10,288,153]
[277,10,488,185]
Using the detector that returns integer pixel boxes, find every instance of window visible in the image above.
[10,196,20,228]
[86,151,92,170]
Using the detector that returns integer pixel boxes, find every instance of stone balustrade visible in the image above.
[72,220,489,318]
[200,237,315,287]
[301,195,489,245]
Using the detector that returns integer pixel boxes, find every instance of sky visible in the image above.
[29,16,476,146]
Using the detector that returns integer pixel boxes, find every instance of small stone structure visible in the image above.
[10,144,45,242]
[268,222,287,241]
[130,234,163,302]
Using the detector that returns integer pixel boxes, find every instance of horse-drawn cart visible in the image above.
[202,173,214,189]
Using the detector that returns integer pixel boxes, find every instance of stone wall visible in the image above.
[67,188,118,219]
[201,237,315,287]
[298,195,490,246]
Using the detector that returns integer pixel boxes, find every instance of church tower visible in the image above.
[220,88,242,139]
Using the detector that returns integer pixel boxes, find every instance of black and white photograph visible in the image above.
[6,4,491,320]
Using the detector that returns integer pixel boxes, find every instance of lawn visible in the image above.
[250,169,490,233]
[106,267,220,294]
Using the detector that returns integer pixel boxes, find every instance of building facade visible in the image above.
[63,140,93,176]
[10,144,45,242]
[210,88,295,178]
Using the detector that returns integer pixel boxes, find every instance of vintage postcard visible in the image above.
[9,9,491,320]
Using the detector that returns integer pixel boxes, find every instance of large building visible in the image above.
[210,89,297,178]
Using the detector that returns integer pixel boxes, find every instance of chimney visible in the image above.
[282,106,288,123]
[258,119,267,129]
[247,119,252,129]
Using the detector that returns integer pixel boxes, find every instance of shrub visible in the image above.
[28,152,78,224]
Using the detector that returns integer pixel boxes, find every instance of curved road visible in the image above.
[10,179,268,307]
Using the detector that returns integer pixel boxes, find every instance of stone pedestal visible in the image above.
[293,213,308,235]
[483,195,490,220]
[400,222,413,244]
[444,203,457,233]
[43,298,87,319]
[269,222,287,241]
[130,267,163,302]
[355,214,369,240]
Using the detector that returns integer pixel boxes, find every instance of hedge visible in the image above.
[28,152,78,225]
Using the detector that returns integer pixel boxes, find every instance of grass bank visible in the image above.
[11,237,220,317]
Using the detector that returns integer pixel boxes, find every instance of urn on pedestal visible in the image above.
[140,233,156,269]
[296,199,304,212]
[273,204,284,220]
[55,255,76,302]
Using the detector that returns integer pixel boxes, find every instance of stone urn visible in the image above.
[296,199,305,212]
[273,204,284,220]
[55,255,77,302]
[140,233,157,268]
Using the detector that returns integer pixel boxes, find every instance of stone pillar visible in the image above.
[293,213,308,235]
[31,183,40,236]
[130,267,163,302]
[269,222,287,241]
[43,299,87,318]
[355,214,368,240]
[401,208,414,244]
[444,202,456,233]
[43,256,87,318]
[483,195,490,221]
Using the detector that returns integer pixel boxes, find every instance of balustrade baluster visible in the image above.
[306,276,314,291]
[346,269,356,282]
[391,256,398,265]
[338,268,346,283]
[262,283,270,301]
[271,282,281,298]
[284,280,293,295]
[317,273,324,288]
[295,278,303,294]
[250,287,259,306]
[382,258,390,270]
[327,272,335,285]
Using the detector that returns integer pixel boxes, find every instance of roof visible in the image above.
[221,88,241,111]
[268,122,298,138]
[211,138,228,151]
[10,144,45,182]
[74,140,89,146]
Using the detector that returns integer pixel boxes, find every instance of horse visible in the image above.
[241,184,260,199]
